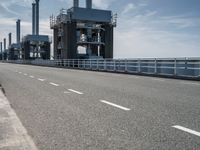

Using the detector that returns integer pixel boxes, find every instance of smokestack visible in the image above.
[0,42,2,60]
[32,3,36,35]
[0,42,2,53]
[74,0,79,7]
[16,19,21,44]
[86,0,92,9]
[3,38,6,50]
[8,33,12,47]
[35,0,39,35]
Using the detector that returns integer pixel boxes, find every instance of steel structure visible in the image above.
[50,0,117,59]
[8,20,21,60]
[0,42,2,60]
[21,0,51,60]
[3,38,7,60]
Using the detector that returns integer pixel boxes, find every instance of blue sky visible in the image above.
[0,0,200,58]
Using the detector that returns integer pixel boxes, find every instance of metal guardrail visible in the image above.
[2,58,200,80]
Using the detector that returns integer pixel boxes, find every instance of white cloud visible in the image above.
[114,28,200,58]
[114,7,200,58]
[1,0,200,58]
[160,15,200,29]
[92,0,115,9]
[122,3,136,15]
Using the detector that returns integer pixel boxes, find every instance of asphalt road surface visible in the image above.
[0,63,200,150]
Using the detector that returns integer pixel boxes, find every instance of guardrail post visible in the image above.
[174,58,177,76]
[97,59,99,70]
[113,60,116,71]
[125,59,128,72]
[104,60,106,70]
[73,59,75,68]
[83,60,86,69]
[63,60,66,67]
[67,60,69,67]
[154,59,157,74]
[138,59,141,73]
[90,59,92,69]
[185,57,187,69]
[78,59,80,68]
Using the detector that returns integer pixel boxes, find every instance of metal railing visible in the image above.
[2,58,200,80]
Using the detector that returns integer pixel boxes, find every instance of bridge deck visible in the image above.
[0,63,199,150]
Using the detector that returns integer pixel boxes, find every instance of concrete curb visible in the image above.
[0,87,38,150]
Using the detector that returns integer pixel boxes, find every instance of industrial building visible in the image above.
[8,20,21,60]
[50,0,117,59]
[1,0,51,60]
[3,38,7,60]
[21,0,51,60]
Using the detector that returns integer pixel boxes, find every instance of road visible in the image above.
[0,63,200,150]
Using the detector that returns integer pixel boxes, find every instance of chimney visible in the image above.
[74,0,79,7]
[0,42,2,60]
[86,0,92,9]
[3,38,6,50]
[35,0,39,35]
[32,3,36,35]
[8,33,12,47]
[16,19,21,44]
[0,42,2,53]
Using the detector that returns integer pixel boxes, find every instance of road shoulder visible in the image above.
[0,86,38,150]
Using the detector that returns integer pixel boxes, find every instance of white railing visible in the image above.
[2,58,200,80]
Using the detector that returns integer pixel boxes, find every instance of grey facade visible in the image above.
[8,20,21,60]
[20,0,51,60]
[50,0,117,59]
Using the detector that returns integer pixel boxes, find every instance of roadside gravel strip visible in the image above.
[0,86,38,150]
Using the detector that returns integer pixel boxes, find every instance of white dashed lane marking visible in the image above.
[68,89,83,95]
[49,82,59,87]
[29,76,35,78]
[38,78,46,82]
[100,100,131,111]
[172,125,200,137]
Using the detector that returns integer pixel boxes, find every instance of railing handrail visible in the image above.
[1,58,200,80]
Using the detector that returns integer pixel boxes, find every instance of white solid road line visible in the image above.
[38,78,46,82]
[100,100,131,111]
[49,82,59,87]
[29,76,35,78]
[68,89,83,95]
[172,125,200,137]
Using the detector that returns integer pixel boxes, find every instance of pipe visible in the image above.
[0,42,2,60]
[73,0,79,7]
[32,3,36,35]
[0,42,2,51]
[3,38,6,50]
[16,19,21,44]
[35,0,39,35]
[8,33,12,47]
[86,0,92,9]
[0,42,2,53]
